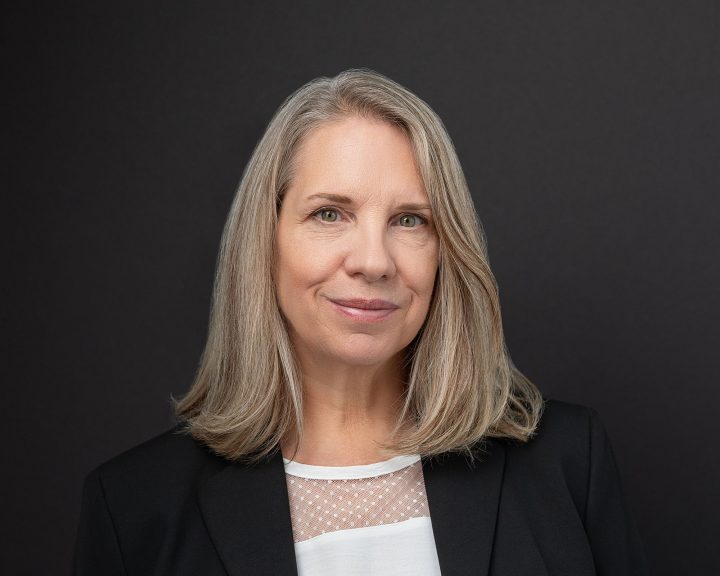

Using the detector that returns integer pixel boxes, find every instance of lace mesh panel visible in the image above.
[286,460,430,543]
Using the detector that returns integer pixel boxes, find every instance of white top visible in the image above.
[283,454,442,576]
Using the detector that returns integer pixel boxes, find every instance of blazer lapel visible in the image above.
[198,450,298,576]
[423,439,506,576]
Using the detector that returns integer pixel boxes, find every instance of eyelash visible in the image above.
[310,207,428,228]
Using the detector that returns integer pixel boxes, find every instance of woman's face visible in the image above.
[274,115,440,368]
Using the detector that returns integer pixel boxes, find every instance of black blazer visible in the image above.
[73,400,649,575]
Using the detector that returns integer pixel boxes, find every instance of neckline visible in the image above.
[283,454,421,479]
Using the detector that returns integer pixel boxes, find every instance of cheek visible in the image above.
[406,246,439,298]
[275,235,334,300]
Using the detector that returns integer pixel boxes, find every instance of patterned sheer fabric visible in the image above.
[285,456,430,543]
[283,454,442,576]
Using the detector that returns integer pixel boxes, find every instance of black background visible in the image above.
[4,1,719,574]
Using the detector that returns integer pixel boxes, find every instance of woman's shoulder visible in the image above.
[535,397,602,440]
[494,398,617,506]
[498,398,611,460]
[495,399,648,573]
[85,425,226,503]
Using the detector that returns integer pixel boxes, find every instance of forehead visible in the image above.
[287,116,428,206]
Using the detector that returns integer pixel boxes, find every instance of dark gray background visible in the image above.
[4,1,719,574]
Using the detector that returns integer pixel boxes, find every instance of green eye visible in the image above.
[399,214,421,227]
[319,209,339,222]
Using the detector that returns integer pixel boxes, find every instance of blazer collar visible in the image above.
[198,440,506,576]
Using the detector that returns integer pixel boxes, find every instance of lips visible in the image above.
[326,297,400,323]
[328,297,400,310]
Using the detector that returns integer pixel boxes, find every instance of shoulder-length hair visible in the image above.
[174,68,544,462]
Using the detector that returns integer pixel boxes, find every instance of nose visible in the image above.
[343,221,397,282]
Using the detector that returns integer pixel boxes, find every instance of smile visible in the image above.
[327,299,398,323]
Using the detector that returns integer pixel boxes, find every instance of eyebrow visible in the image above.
[304,192,432,212]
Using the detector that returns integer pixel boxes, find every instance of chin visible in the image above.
[327,341,401,367]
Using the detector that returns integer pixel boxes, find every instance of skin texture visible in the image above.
[273,115,440,465]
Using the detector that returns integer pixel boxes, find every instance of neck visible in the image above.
[281,351,411,466]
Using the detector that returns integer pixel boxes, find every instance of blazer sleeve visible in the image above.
[584,407,650,576]
[73,468,127,576]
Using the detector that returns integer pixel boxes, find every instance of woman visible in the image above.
[74,69,648,575]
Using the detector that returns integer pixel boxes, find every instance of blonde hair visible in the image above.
[174,68,544,462]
